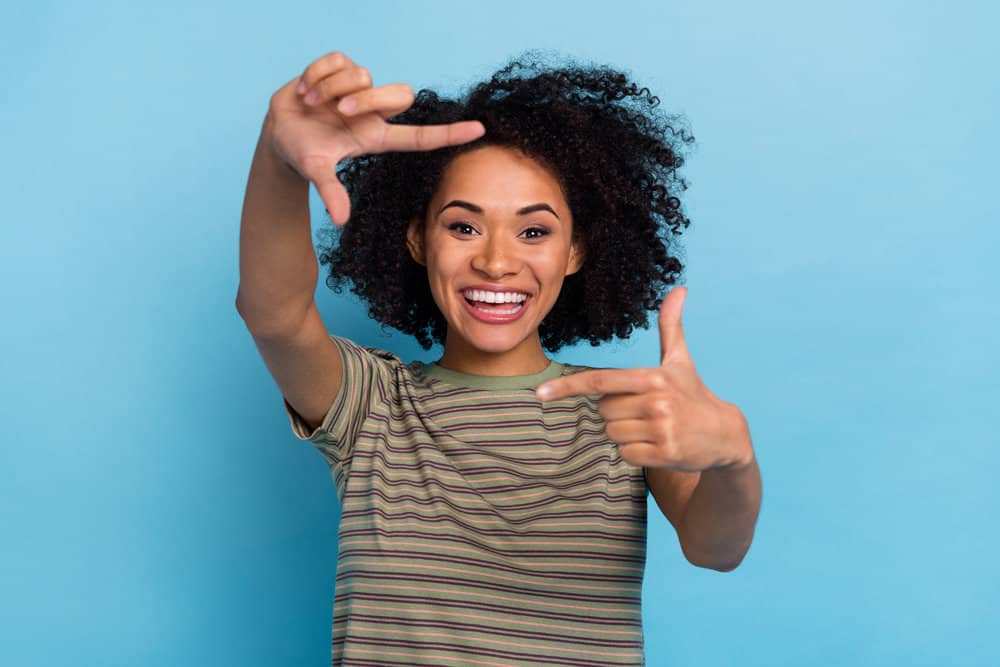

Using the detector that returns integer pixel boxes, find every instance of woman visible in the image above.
[237,49,761,666]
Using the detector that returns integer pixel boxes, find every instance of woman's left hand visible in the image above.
[535,287,753,473]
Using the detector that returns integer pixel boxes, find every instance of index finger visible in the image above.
[381,120,486,153]
[535,368,661,401]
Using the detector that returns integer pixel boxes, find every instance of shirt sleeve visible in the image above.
[282,334,395,470]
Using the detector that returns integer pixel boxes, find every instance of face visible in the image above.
[406,145,584,367]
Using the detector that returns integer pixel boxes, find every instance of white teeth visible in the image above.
[462,289,528,304]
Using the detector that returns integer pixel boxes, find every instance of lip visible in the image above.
[461,293,531,324]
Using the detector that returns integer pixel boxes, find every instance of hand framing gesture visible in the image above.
[536,287,754,473]
[265,51,486,225]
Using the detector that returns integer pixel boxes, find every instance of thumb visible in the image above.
[314,174,352,226]
[658,286,690,365]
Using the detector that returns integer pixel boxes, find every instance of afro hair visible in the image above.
[316,49,695,352]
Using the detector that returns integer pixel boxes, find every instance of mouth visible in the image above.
[459,288,531,323]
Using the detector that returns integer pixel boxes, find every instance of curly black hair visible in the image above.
[316,49,695,352]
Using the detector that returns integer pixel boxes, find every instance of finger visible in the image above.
[298,51,356,93]
[605,418,659,445]
[536,368,667,401]
[299,154,352,225]
[658,286,690,366]
[302,64,373,107]
[380,120,486,153]
[316,178,352,226]
[597,393,659,421]
[336,83,415,119]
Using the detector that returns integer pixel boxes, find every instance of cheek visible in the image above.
[424,255,457,302]
[536,250,572,280]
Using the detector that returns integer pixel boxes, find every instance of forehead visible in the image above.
[432,145,568,210]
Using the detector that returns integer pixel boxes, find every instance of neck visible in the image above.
[438,330,550,376]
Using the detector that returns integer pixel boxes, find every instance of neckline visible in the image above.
[418,359,565,390]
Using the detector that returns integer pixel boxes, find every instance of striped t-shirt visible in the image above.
[283,335,650,666]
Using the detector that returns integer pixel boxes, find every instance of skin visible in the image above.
[406,144,585,376]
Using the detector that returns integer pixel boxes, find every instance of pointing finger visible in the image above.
[536,368,667,401]
[381,120,486,153]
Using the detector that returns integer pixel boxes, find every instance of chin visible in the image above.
[463,329,530,354]
[448,313,537,355]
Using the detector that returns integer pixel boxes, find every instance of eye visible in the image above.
[447,222,477,235]
[521,227,550,240]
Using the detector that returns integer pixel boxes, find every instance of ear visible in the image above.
[565,236,586,276]
[406,216,426,266]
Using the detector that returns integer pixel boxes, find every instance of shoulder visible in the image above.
[332,335,406,369]
[328,336,414,399]
[551,362,610,412]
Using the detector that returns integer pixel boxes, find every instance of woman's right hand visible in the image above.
[264,51,486,226]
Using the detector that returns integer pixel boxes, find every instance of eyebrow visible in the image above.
[437,199,560,220]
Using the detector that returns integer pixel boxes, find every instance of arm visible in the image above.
[235,117,318,335]
[676,405,761,572]
[235,118,344,431]
[535,288,763,572]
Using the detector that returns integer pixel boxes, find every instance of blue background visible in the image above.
[2,0,997,664]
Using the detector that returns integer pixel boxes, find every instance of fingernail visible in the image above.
[338,97,356,114]
[296,78,307,94]
[304,89,319,105]
[535,384,553,400]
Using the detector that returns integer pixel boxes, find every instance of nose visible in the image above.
[471,233,521,279]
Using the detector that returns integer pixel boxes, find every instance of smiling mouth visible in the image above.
[463,295,528,314]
